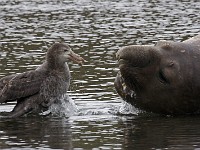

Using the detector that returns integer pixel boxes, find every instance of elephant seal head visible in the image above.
[115,38,200,115]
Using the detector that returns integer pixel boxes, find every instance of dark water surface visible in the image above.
[0,0,200,149]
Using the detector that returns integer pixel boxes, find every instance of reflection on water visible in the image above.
[122,116,200,150]
[1,116,200,150]
[0,0,200,149]
[0,117,73,149]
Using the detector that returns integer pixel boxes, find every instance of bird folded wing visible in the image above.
[0,70,45,103]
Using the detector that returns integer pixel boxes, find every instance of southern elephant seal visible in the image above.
[115,35,200,115]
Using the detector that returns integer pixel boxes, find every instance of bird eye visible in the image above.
[63,48,68,52]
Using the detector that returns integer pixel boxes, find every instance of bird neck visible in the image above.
[42,59,71,81]
[46,55,62,69]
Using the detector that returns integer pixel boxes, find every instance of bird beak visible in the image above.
[68,50,85,66]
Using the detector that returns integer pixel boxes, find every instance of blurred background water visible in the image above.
[0,0,200,149]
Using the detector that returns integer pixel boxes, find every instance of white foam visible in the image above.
[48,94,79,117]
[118,101,139,115]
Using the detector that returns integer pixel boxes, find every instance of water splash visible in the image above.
[118,101,140,115]
[39,94,139,118]
[43,94,79,117]
[80,106,118,116]
[78,100,139,116]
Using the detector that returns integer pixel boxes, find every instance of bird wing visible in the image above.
[0,70,46,103]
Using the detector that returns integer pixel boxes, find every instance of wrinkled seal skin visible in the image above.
[115,35,200,115]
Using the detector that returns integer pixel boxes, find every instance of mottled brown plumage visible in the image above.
[0,43,84,118]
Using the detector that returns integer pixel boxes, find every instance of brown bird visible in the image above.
[0,43,85,118]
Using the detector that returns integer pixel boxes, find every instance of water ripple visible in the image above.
[0,0,200,149]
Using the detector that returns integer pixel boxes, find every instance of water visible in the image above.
[0,0,200,149]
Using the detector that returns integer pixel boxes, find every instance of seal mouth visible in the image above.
[69,51,85,66]
[115,72,136,101]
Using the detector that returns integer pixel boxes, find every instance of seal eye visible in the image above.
[159,70,169,84]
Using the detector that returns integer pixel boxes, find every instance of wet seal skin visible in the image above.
[115,35,200,115]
